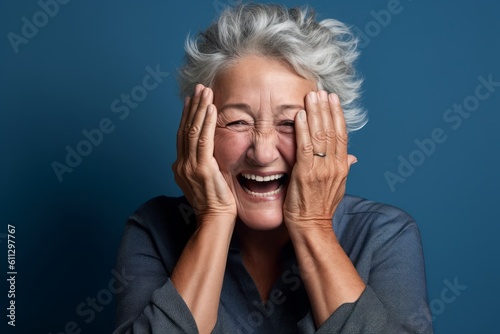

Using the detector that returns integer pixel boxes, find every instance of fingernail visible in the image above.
[195,84,203,95]
[309,92,317,103]
[329,93,339,104]
[202,88,210,97]
[298,110,306,121]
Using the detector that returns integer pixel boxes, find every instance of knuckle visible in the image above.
[313,130,327,141]
[188,125,201,138]
[197,134,210,147]
[300,142,314,154]
[178,128,187,137]
[325,129,336,139]
[337,131,348,144]
[174,162,186,177]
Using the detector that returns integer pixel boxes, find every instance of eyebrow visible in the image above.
[218,103,304,114]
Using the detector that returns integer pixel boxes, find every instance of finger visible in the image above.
[187,84,205,123]
[294,109,314,164]
[184,84,205,151]
[347,154,358,169]
[176,95,191,156]
[318,90,335,156]
[197,104,217,163]
[305,92,327,156]
[328,93,348,161]
[188,87,213,158]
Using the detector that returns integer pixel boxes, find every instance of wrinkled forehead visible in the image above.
[212,55,317,113]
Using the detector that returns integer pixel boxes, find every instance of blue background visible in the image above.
[1,0,499,333]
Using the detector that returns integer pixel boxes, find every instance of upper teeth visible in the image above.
[241,173,284,182]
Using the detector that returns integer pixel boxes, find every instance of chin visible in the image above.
[237,208,284,231]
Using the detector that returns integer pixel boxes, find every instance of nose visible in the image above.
[246,130,279,166]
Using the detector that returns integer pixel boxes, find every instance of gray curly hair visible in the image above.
[178,3,367,132]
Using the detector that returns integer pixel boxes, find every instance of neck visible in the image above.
[235,221,290,301]
[235,221,289,261]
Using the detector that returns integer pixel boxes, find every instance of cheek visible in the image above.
[214,129,251,172]
[277,133,297,165]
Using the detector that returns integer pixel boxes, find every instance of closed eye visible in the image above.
[277,120,295,134]
[225,120,253,132]
[227,120,249,126]
[279,120,294,127]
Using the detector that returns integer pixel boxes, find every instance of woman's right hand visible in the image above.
[171,87,236,334]
[172,84,237,223]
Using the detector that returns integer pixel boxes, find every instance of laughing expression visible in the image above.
[212,55,317,230]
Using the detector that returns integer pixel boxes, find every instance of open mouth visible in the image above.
[237,173,288,197]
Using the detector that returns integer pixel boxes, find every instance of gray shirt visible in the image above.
[113,195,433,333]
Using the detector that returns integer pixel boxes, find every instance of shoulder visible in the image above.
[339,194,416,227]
[334,195,422,259]
[129,195,195,227]
[123,195,196,267]
[128,195,197,236]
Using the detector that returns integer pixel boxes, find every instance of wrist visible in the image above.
[196,213,237,229]
[285,218,338,245]
[284,214,333,231]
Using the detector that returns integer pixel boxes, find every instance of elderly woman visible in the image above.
[114,4,432,334]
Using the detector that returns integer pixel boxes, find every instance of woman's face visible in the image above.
[212,55,316,230]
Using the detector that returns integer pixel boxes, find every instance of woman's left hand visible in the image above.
[283,91,357,232]
[283,91,365,327]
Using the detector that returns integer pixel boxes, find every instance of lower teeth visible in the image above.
[243,184,283,197]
